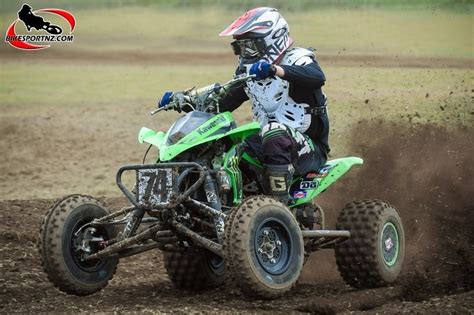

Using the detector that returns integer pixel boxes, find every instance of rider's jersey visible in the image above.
[243,48,315,133]
[220,47,330,156]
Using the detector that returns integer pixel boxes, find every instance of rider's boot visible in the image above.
[262,163,294,205]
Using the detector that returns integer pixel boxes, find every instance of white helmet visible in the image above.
[219,7,293,64]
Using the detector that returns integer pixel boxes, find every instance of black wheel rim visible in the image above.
[381,222,399,267]
[70,218,109,272]
[254,218,292,276]
[207,252,224,271]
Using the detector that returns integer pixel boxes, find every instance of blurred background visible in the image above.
[0,0,472,199]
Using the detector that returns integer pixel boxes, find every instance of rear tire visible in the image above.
[38,195,118,295]
[164,249,225,290]
[335,199,405,288]
[224,196,304,299]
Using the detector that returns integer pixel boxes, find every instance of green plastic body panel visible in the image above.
[139,112,362,206]
[139,112,260,162]
[290,157,363,207]
[241,152,262,168]
[138,127,166,147]
[225,121,260,143]
[159,112,233,161]
[222,144,243,205]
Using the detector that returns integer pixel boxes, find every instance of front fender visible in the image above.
[138,127,166,147]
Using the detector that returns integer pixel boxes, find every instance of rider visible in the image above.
[158,7,329,203]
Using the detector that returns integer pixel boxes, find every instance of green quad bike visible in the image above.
[39,73,405,298]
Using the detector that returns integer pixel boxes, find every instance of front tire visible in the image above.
[225,196,304,299]
[335,199,405,288]
[38,194,118,295]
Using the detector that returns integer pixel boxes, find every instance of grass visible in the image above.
[1,60,471,132]
[0,62,235,109]
[0,0,472,12]
[0,7,472,57]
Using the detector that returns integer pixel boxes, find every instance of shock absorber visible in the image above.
[120,208,145,240]
[203,170,224,241]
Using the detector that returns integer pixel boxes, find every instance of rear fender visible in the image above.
[291,157,363,207]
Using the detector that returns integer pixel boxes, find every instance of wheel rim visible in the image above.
[70,218,109,272]
[207,253,224,271]
[381,222,399,267]
[254,218,292,276]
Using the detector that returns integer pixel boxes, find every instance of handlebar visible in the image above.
[150,106,167,115]
[150,94,193,115]
[151,73,256,116]
[217,73,256,94]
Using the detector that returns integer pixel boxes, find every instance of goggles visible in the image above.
[230,38,266,59]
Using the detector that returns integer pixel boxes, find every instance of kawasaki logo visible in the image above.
[196,115,227,136]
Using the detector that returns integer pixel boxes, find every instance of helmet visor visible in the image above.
[230,39,264,59]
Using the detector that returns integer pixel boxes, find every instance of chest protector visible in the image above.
[244,47,315,133]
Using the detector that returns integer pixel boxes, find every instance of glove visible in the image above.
[249,61,276,80]
[158,91,173,108]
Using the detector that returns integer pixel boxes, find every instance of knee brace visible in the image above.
[261,123,294,165]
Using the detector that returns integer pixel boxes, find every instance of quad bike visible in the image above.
[39,73,405,298]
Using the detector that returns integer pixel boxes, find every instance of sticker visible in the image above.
[384,238,394,251]
[305,172,318,179]
[270,176,286,191]
[316,165,335,177]
[137,168,174,205]
[300,181,318,190]
[293,191,307,199]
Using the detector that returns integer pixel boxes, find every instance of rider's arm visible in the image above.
[219,66,250,112]
[277,58,326,89]
[219,83,249,112]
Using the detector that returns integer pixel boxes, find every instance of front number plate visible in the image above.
[137,168,175,207]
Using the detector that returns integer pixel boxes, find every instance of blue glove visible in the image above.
[249,61,276,80]
[158,91,173,108]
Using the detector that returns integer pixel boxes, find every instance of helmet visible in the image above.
[219,7,293,64]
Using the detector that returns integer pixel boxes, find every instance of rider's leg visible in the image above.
[260,122,296,203]
[260,122,327,204]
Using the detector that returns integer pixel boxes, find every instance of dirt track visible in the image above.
[0,198,472,313]
[1,122,473,313]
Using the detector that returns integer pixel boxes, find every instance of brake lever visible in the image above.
[150,106,166,115]
[150,102,176,115]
